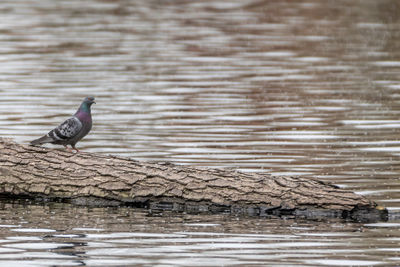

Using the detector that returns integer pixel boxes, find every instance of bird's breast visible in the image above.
[75,112,92,123]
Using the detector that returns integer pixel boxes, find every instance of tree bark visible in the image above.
[0,138,387,221]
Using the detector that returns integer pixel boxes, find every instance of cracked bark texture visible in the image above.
[0,138,387,221]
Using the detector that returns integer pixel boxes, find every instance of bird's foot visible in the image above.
[72,146,80,153]
[64,145,73,152]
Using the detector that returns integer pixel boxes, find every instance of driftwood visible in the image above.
[0,138,387,222]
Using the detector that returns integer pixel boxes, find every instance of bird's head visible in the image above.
[83,96,96,106]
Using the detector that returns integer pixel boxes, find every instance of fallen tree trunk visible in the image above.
[0,138,387,222]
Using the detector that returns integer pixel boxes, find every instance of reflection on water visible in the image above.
[0,201,398,266]
[0,0,400,265]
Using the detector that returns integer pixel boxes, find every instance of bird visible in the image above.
[30,96,96,152]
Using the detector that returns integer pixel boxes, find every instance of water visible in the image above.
[0,0,400,265]
[0,200,398,266]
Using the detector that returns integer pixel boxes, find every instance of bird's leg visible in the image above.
[72,145,80,153]
[63,145,73,152]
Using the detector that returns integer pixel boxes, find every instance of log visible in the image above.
[0,138,387,222]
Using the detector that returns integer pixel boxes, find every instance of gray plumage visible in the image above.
[31,96,96,152]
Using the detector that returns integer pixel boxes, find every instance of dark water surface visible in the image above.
[1,0,400,265]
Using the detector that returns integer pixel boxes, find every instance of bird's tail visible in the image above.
[30,135,52,146]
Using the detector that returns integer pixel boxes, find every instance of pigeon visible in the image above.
[30,96,96,152]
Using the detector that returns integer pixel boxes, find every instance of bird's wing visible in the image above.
[48,117,83,141]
